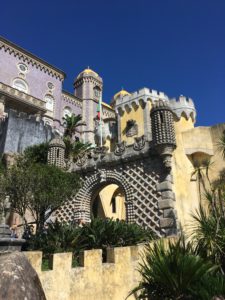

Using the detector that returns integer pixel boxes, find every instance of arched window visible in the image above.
[63,106,72,118]
[13,78,28,93]
[111,197,116,213]
[94,86,101,98]
[44,94,54,111]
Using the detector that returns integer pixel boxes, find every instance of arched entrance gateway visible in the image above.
[67,169,136,224]
[57,154,178,237]
[91,184,126,220]
[55,101,179,237]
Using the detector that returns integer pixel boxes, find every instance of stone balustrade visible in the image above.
[0,81,47,112]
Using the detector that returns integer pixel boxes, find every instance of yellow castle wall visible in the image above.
[172,117,225,230]
[120,105,145,145]
[98,184,126,220]
[24,245,144,300]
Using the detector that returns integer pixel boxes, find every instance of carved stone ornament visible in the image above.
[114,141,126,156]
[126,120,138,137]
[76,154,88,167]
[94,146,109,155]
[133,135,145,151]
[162,155,172,170]
[99,169,107,182]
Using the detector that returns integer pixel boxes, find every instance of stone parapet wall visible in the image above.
[24,245,144,300]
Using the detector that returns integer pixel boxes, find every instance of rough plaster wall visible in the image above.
[173,118,225,231]
[98,184,126,220]
[24,245,143,300]
[210,123,225,180]
[0,110,54,154]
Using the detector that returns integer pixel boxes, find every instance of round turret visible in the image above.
[48,137,65,168]
[111,89,131,106]
[150,100,176,169]
[76,68,100,80]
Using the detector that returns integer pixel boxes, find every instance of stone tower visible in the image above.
[48,137,66,168]
[150,100,176,169]
[74,68,103,144]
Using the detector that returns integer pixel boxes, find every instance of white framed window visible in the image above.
[47,82,54,90]
[63,106,72,118]
[94,86,101,98]
[13,78,28,93]
[44,94,54,111]
[17,63,28,73]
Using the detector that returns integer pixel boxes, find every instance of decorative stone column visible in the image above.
[151,100,178,236]
[150,100,176,170]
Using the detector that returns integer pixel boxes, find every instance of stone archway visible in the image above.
[91,184,126,220]
[57,156,178,237]
[71,169,135,223]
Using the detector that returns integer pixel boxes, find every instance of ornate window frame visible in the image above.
[44,94,54,111]
[63,106,72,118]
[12,78,29,93]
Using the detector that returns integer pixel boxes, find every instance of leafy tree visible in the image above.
[128,237,225,300]
[3,157,80,233]
[23,142,49,164]
[63,113,85,139]
[63,113,92,162]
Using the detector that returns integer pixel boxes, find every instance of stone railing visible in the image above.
[24,245,144,300]
[0,82,47,112]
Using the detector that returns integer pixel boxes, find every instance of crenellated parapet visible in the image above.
[169,95,196,122]
[24,245,144,300]
[114,87,169,114]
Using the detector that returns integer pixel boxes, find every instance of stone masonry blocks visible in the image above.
[158,199,174,209]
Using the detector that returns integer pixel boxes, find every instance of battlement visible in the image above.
[169,95,196,121]
[115,87,169,113]
[24,245,144,300]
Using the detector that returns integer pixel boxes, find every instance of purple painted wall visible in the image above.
[0,49,62,99]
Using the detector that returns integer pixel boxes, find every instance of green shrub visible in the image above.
[128,236,225,300]
[25,218,154,263]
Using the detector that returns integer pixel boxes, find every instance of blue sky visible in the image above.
[1,0,225,126]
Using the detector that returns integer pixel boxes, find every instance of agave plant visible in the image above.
[72,218,154,261]
[128,237,225,300]
[217,132,225,160]
[191,178,225,273]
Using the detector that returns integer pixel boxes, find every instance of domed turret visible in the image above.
[74,67,103,100]
[151,100,176,169]
[76,68,100,80]
[111,89,131,106]
[48,137,66,168]
[73,67,103,145]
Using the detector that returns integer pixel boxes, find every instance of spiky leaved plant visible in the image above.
[128,237,225,300]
